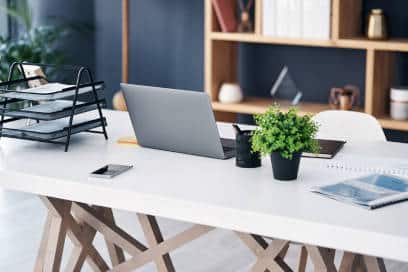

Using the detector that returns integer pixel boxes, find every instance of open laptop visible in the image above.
[121,84,235,159]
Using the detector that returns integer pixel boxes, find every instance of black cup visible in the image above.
[235,130,261,168]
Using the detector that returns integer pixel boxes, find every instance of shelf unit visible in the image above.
[204,0,408,131]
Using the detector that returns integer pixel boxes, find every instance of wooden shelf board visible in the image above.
[211,97,332,115]
[378,116,408,131]
[337,38,408,52]
[210,33,335,48]
[210,33,408,52]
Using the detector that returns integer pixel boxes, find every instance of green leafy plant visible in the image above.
[0,0,90,81]
[0,26,68,81]
[251,106,319,159]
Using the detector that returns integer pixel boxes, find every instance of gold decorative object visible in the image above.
[237,0,254,33]
[367,9,388,40]
[329,85,360,111]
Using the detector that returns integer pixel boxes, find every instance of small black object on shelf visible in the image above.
[0,62,108,152]
[234,124,261,168]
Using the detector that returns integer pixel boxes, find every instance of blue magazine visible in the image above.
[311,174,408,209]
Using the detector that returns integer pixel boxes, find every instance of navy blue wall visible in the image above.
[94,0,408,140]
[95,0,204,102]
[34,0,95,70]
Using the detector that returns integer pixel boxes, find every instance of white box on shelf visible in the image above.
[262,0,277,37]
[288,0,303,38]
[303,0,331,40]
[276,0,290,38]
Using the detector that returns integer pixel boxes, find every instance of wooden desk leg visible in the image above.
[235,233,292,272]
[138,214,175,272]
[340,252,386,272]
[72,202,214,271]
[298,246,308,272]
[65,207,111,271]
[34,214,53,272]
[103,208,126,266]
[36,198,110,272]
[34,198,71,272]
[304,245,337,272]
[109,224,214,271]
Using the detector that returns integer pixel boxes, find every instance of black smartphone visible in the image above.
[90,164,133,179]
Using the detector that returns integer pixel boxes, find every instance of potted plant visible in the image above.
[251,106,319,181]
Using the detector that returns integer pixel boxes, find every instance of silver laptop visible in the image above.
[121,84,235,159]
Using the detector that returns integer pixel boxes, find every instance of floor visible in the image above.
[0,189,407,272]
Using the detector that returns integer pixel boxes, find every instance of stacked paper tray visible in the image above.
[3,100,106,121]
[0,82,104,101]
[1,117,107,141]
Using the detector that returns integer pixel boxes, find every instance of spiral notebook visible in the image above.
[311,174,408,209]
[324,155,408,177]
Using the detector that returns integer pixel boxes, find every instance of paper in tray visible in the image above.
[1,117,107,141]
[0,82,104,101]
[4,100,104,120]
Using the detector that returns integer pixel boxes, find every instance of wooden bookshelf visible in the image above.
[204,0,408,131]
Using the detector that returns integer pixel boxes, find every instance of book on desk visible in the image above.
[303,139,346,159]
[312,174,408,209]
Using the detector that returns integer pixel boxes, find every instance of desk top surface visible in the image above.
[0,110,407,262]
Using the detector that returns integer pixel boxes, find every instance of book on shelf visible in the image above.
[303,0,331,40]
[275,0,289,38]
[262,0,276,36]
[262,0,331,40]
[288,0,302,38]
[212,0,237,32]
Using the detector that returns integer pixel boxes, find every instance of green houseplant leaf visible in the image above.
[0,0,91,82]
[251,105,319,159]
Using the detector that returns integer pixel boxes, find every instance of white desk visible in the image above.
[0,110,406,271]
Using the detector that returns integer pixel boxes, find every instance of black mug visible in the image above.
[235,128,261,168]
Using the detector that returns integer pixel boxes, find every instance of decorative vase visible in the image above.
[367,9,387,40]
[270,152,301,181]
[218,83,243,104]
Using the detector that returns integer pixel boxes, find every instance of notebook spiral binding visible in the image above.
[326,162,408,177]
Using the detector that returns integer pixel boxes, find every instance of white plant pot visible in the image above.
[218,83,243,104]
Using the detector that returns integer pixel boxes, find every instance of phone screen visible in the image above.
[91,164,133,178]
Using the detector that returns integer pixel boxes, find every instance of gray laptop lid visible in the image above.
[121,84,226,159]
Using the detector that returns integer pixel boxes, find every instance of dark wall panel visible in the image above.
[34,0,95,70]
[95,0,204,107]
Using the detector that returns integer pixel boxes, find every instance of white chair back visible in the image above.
[313,110,386,142]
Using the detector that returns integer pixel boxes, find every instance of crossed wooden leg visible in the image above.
[340,252,386,272]
[35,197,111,272]
[236,233,337,272]
[35,197,385,272]
[35,197,214,271]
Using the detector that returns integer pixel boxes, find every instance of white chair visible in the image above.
[308,110,387,271]
[313,110,386,142]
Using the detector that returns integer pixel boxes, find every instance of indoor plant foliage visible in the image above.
[0,0,87,81]
[251,106,319,180]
